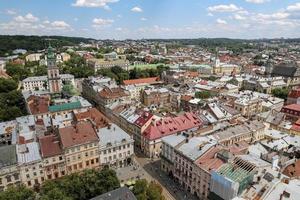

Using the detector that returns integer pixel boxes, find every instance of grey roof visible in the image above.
[162,134,186,147]
[272,62,300,77]
[98,124,133,148]
[90,187,137,200]
[177,137,216,161]
[0,145,17,168]
[17,142,42,164]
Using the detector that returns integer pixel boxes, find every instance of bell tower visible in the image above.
[47,44,61,93]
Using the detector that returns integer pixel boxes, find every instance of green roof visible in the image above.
[49,101,82,112]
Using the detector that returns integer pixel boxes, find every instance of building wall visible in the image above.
[19,161,45,188]
[43,154,66,180]
[0,165,20,191]
[64,142,100,174]
[99,140,134,168]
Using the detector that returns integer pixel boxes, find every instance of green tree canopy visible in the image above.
[0,185,35,200]
[195,91,212,99]
[0,78,18,93]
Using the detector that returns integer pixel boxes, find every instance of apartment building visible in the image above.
[212,120,265,146]
[39,134,66,180]
[0,145,20,191]
[173,137,216,196]
[142,112,203,158]
[87,58,129,73]
[98,86,130,112]
[59,121,100,174]
[122,77,161,100]
[97,124,134,168]
[17,142,44,188]
[142,87,170,107]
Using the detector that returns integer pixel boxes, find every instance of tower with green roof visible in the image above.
[47,44,61,93]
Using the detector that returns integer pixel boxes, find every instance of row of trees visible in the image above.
[6,61,47,81]
[0,35,91,56]
[0,168,120,200]
[97,65,169,84]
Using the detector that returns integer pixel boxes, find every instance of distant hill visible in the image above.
[0,35,94,56]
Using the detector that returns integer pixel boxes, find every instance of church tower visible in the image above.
[47,45,61,93]
[265,55,273,77]
[213,48,220,74]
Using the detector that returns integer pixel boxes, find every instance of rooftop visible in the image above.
[59,121,99,148]
[98,123,133,148]
[143,112,202,141]
[75,108,110,129]
[39,134,62,158]
[123,77,160,86]
[0,145,17,168]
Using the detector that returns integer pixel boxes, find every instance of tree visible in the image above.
[0,90,27,122]
[227,78,238,86]
[39,168,120,200]
[0,78,18,93]
[0,185,35,200]
[195,91,212,99]
[133,180,165,200]
[62,83,79,96]
[146,182,165,200]
[272,87,290,100]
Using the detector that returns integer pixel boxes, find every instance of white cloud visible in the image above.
[216,18,227,24]
[74,18,78,21]
[208,4,242,12]
[233,14,246,20]
[6,9,17,15]
[72,0,119,9]
[245,0,270,4]
[131,6,143,13]
[51,21,71,29]
[92,18,114,28]
[207,13,214,17]
[140,17,147,21]
[256,12,290,20]
[287,3,300,11]
[115,27,123,31]
[14,13,39,23]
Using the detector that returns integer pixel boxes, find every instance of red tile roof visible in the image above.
[291,118,300,132]
[134,111,153,127]
[282,104,300,112]
[75,108,110,129]
[59,121,99,148]
[27,95,50,115]
[39,134,62,158]
[123,77,160,85]
[196,146,225,172]
[143,112,202,141]
[181,95,193,102]
[283,160,300,178]
[99,87,129,99]
[288,88,300,99]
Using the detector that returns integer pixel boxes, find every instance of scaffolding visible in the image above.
[218,163,254,194]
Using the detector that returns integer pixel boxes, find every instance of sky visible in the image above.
[1,0,300,39]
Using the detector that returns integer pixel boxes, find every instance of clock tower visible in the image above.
[47,45,61,93]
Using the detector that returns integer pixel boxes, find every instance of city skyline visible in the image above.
[1,0,300,40]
